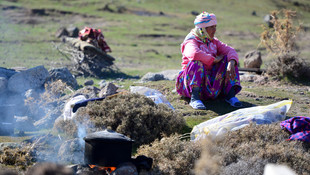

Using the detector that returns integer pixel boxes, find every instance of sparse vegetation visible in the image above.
[260,9,309,79]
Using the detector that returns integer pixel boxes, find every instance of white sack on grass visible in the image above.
[191,100,293,141]
[130,86,175,110]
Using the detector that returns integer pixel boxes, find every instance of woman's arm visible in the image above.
[182,39,215,67]
[215,39,239,64]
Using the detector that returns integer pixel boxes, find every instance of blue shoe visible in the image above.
[225,97,242,107]
[189,100,206,110]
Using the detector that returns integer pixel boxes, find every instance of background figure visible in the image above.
[79,27,112,53]
[176,11,242,110]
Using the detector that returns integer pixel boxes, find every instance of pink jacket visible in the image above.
[181,33,239,70]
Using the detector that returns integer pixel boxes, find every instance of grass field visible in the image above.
[1,0,310,77]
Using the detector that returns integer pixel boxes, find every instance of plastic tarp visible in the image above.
[130,86,175,110]
[191,100,293,141]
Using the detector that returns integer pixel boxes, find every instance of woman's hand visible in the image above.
[213,55,223,64]
[226,60,236,80]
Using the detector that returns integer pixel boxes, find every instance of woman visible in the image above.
[176,11,242,110]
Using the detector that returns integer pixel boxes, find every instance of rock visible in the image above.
[48,67,79,90]
[140,72,165,82]
[244,50,262,68]
[159,69,180,81]
[67,27,79,37]
[57,138,84,164]
[191,11,199,16]
[99,82,118,97]
[0,67,17,78]
[139,70,180,82]
[55,27,69,38]
[73,86,100,99]
[84,80,94,86]
[0,76,8,94]
[8,65,49,93]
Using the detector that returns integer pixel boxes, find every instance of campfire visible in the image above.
[88,164,116,173]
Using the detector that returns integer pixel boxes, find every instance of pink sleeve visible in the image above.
[215,39,239,64]
[182,39,215,67]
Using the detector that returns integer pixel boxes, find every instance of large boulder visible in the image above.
[48,67,79,90]
[244,50,262,68]
[8,65,49,93]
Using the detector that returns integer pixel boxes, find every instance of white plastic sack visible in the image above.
[191,100,293,141]
[130,86,175,110]
[63,95,87,120]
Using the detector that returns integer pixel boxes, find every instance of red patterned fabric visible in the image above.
[78,27,111,53]
[280,116,310,143]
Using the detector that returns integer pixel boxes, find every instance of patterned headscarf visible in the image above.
[192,11,217,43]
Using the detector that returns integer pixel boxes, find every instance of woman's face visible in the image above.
[205,25,216,39]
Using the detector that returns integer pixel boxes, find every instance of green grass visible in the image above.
[1,0,310,143]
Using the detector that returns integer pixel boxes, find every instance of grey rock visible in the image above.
[159,69,180,81]
[8,65,49,93]
[73,86,100,99]
[140,72,165,82]
[140,70,180,82]
[0,67,17,78]
[0,76,8,94]
[84,80,94,86]
[244,50,262,68]
[48,67,79,90]
[99,82,118,97]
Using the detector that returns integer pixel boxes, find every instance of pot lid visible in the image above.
[84,129,134,143]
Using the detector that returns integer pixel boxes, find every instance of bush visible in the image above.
[194,122,310,175]
[137,134,201,175]
[260,9,308,79]
[54,93,186,146]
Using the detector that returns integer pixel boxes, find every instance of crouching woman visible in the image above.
[176,11,242,110]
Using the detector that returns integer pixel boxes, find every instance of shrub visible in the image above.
[137,134,201,175]
[195,122,310,175]
[54,93,186,146]
[260,9,308,79]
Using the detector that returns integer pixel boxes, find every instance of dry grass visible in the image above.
[260,9,309,79]
[54,93,186,146]
[194,122,310,175]
[137,134,201,175]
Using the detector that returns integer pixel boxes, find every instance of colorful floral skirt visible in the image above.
[176,56,241,100]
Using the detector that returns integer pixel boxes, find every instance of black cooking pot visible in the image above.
[83,130,134,167]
